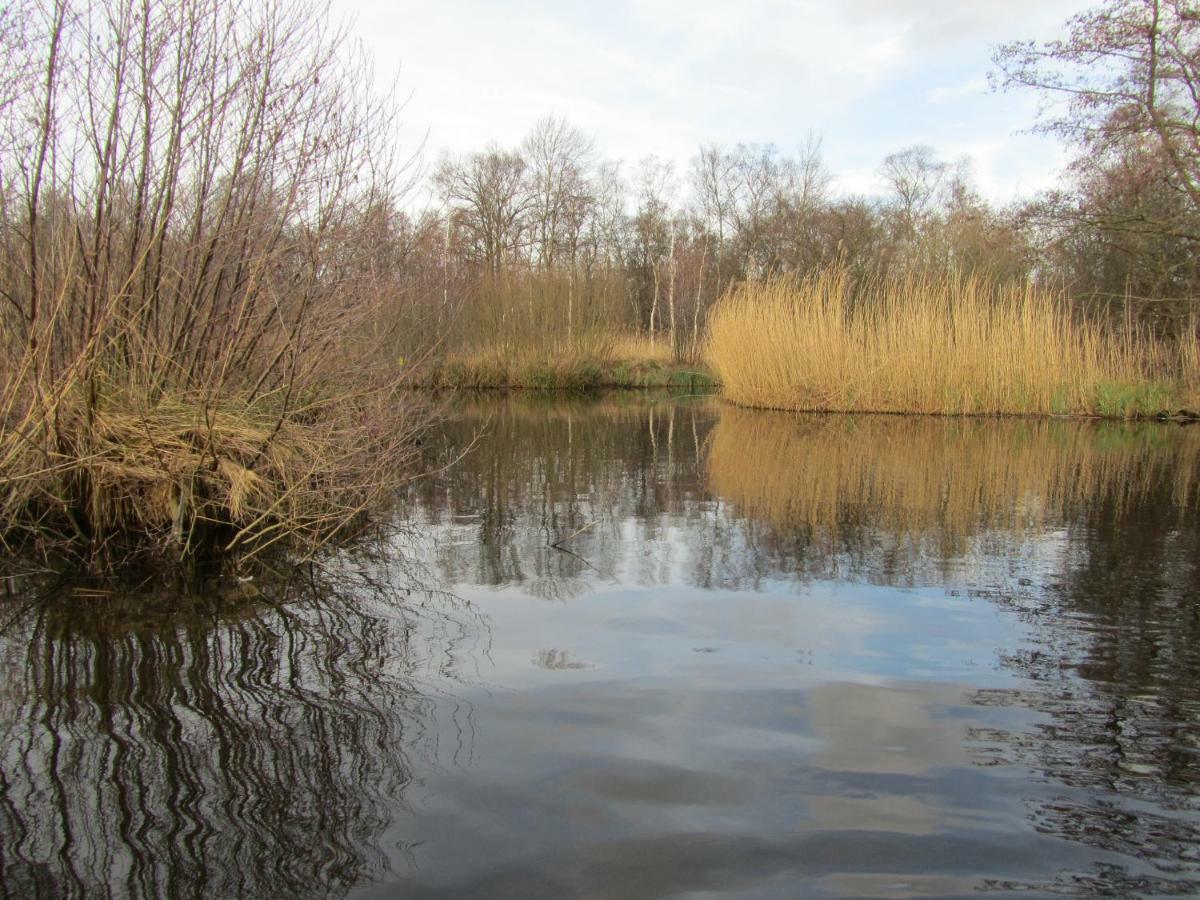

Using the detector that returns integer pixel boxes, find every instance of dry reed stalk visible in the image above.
[705,267,1194,417]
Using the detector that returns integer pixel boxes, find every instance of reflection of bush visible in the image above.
[414,396,1200,595]
[0,560,478,899]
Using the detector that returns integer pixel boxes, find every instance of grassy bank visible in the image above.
[416,333,719,393]
[706,267,1200,417]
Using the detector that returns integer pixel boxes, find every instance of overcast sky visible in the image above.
[329,0,1093,204]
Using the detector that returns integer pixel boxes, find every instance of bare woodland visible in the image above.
[407,0,1200,362]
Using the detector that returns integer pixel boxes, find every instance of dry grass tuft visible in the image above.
[0,375,423,568]
[706,266,1198,417]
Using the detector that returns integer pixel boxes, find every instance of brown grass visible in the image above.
[608,331,676,364]
[420,327,716,391]
[705,266,1199,417]
[0,371,423,567]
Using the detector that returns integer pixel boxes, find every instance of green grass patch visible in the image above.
[1094,381,1175,418]
[417,354,719,394]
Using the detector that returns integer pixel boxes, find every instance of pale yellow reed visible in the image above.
[706,267,1196,416]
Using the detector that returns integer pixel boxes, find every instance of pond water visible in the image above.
[2,395,1199,898]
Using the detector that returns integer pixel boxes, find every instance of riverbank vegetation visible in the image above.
[707,267,1199,416]
[0,0,424,569]
[381,0,1200,410]
[419,328,714,391]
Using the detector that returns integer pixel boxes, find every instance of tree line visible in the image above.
[4,0,1193,375]
[375,0,1199,362]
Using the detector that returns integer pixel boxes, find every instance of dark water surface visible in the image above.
[3,396,1199,898]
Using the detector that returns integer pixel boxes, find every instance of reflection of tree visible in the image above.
[0,557,479,899]
[413,396,1200,892]
[414,397,1200,600]
[532,649,590,670]
[969,478,1200,895]
[412,396,716,600]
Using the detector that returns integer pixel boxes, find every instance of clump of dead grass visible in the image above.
[0,374,423,569]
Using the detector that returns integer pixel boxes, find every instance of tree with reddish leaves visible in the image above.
[995,0,1200,241]
[996,1,1200,307]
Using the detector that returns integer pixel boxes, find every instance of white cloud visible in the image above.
[333,0,1095,201]
[927,75,989,105]
[830,167,886,198]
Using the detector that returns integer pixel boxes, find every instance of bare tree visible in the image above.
[580,159,627,270]
[730,144,783,277]
[692,144,739,277]
[435,147,533,277]
[995,0,1200,307]
[995,0,1200,238]
[630,156,676,345]
[880,145,949,238]
[791,133,833,214]
[522,115,595,269]
[521,116,596,339]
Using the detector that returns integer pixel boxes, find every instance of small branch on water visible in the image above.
[548,521,602,574]
[550,520,595,549]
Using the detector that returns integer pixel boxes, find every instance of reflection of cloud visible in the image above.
[802,682,971,836]
[808,682,970,774]
[393,679,1080,896]
[532,648,590,670]
[565,759,744,807]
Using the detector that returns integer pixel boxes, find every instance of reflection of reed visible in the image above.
[707,407,1200,891]
[418,396,1200,593]
[0,562,478,899]
[709,408,1200,551]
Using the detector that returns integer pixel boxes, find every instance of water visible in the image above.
[2,395,1198,898]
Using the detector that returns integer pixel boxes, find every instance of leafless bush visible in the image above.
[0,0,427,569]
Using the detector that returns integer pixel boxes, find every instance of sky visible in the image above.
[329,0,1094,205]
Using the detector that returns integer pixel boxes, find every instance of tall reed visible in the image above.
[706,266,1197,416]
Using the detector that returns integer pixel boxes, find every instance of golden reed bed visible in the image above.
[706,267,1199,417]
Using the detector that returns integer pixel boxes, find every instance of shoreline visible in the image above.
[406,372,1200,421]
